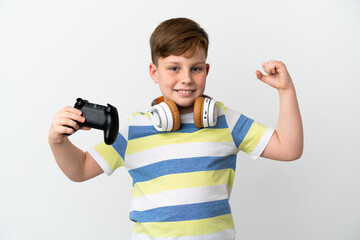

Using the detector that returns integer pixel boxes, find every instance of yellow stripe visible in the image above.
[132,111,145,116]
[131,169,235,198]
[131,111,152,117]
[238,121,267,154]
[94,142,124,170]
[133,213,234,238]
[216,101,224,109]
[126,128,233,156]
[216,101,227,113]
[223,106,228,113]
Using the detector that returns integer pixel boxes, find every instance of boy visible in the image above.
[49,18,303,240]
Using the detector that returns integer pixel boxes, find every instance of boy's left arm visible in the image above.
[255,60,303,161]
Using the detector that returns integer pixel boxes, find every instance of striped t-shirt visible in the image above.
[88,102,274,240]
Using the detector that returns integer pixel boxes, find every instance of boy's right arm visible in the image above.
[48,106,104,182]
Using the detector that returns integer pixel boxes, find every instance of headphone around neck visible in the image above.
[149,96,217,132]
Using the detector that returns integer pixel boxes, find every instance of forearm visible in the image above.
[275,86,303,159]
[49,137,87,182]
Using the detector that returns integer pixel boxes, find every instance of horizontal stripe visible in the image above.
[250,127,274,160]
[239,121,267,154]
[128,115,228,140]
[130,184,230,212]
[128,125,158,140]
[131,169,235,197]
[180,112,194,123]
[132,227,235,240]
[129,113,153,126]
[132,111,146,116]
[232,114,254,148]
[125,141,237,170]
[130,199,231,223]
[129,155,236,184]
[133,214,234,238]
[126,128,234,156]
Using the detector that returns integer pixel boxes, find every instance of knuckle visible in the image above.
[64,127,73,134]
[56,126,65,134]
[65,106,76,113]
[63,106,71,111]
[68,119,76,127]
[72,114,82,122]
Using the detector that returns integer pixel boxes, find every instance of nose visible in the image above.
[180,70,193,84]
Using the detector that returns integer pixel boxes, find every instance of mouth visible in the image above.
[174,89,196,94]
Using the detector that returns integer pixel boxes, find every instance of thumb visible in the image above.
[255,70,279,88]
[255,70,269,83]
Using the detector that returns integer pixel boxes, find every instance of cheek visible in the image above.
[196,75,207,88]
[158,78,175,92]
[159,73,177,87]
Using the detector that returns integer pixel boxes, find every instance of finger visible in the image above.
[262,62,273,75]
[59,125,76,135]
[55,117,80,130]
[269,60,286,74]
[268,61,277,74]
[255,70,265,81]
[263,61,276,75]
[61,106,82,116]
[55,112,85,123]
[80,126,91,131]
[52,123,76,135]
[255,70,270,84]
[255,70,278,87]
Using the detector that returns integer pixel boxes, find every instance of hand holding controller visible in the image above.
[73,98,119,145]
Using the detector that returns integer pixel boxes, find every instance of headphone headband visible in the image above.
[151,96,165,107]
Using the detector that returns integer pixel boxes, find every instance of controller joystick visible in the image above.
[72,98,119,145]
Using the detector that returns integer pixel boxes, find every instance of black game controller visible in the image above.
[73,98,119,145]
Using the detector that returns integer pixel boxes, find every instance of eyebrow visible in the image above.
[164,61,206,65]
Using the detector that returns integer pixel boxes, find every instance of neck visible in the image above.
[178,104,194,114]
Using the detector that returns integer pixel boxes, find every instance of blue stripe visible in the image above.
[232,114,254,148]
[213,114,228,128]
[128,155,237,184]
[128,115,228,140]
[128,125,158,140]
[130,199,231,223]
[112,133,127,160]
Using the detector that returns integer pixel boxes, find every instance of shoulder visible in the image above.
[215,101,241,120]
[128,111,152,123]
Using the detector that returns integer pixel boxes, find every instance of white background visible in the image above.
[1,0,359,239]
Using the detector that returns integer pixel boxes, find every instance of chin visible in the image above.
[175,98,196,108]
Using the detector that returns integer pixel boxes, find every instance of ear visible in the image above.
[206,63,210,76]
[149,63,159,83]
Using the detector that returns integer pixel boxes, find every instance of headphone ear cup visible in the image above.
[193,97,204,128]
[164,100,181,131]
[206,98,217,127]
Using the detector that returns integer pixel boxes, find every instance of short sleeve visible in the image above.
[223,106,274,160]
[87,119,129,175]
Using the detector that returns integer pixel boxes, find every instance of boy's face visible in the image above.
[149,48,210,114]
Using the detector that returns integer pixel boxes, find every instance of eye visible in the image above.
[169,67,179,71]
[192,67,202,72]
